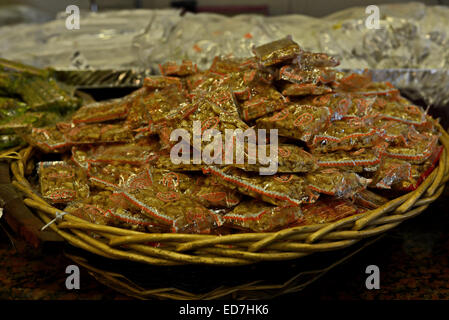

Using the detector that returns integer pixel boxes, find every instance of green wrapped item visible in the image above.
[0,58,80,150]
[19,76,79,111]
[0,72,79,112]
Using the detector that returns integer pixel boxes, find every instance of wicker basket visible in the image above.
[62,234,384,300]
[7,123,449,299]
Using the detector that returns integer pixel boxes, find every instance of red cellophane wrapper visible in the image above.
[306,168,371,198]
[159,88,248,149]
[239,83,287,121]
[125,167,239,209]
[335,71,372,92]
[256,103,331,143]
[87,162,145,190]
[371,96,427,126]
[351,81,400,97]
[314,147,382,173]
[38,161,89,204]
[125,87,156,131]
[382,131,439,164]
[62,123,133,145]
[231,142,317,173]
[252,36,302,67]
[203,166,318,206]
[185,175,242,209]
[278,65,336,85]
[154,152,205,171]
[281,82,333,96]
[158,60,198,76]
[223,199,302,232]
[354,189,389,209]
[308,118,380,152]
[145,85,194,128]
[369,158,412,189]
[72,98,129,124]
[299,197,365,225]
[209,56,250,75]
[143,76,182,90]
[298,93,375,121]
[25,126,71,153]
[391,145,443,192]
[65,191,168,232]
[296,52,340,68]
[114,183,223,234]
[89,137,160,165]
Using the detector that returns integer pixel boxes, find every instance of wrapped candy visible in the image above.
[382,132,439,164]
[354,189,389,209]
[65,191,167,232]
[63,123,133,145]
[25,126,70,153]
[209,56,244,75]
[72,99,129,125]
[114,187,223,234]
[232,143,317,173]
[186,175,242,209]
[88,138,160,165]
[369,158,412,189]
[87,162,144,190]
[353,82,400,97]
[154,152,204,171]
[315,148,382,172]
[371,96,427,126]
[145,85,194,127]
[298,93,375,120]
[391,145,443,192]
[124,87,156,131]
[129,168,193,193]
[143,76,182,90]
[281,83,333,96]
[160,88,248,150]
[295,52,340,68]
[335,72,372,92]
[65,200,111,226]
[158,60,198,76]
[252,36,302,67]
[239,84,286,121]
[278,65,336,85]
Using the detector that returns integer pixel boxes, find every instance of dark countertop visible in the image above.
[1,185,448,300]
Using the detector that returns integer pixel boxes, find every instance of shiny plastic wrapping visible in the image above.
[0,5,447,106]
[223,200,302,232]
[38,161,90,204]
[202,166,317,207]
[0,3,446,71]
